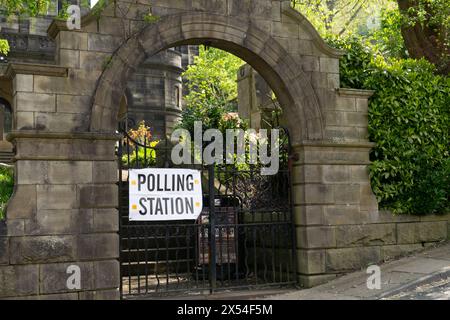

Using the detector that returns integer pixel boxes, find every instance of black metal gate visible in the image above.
[117,124,297,299]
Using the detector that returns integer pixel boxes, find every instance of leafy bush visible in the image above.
[0,165,14,220]
[121,121,159,168]
[330,37,450,215]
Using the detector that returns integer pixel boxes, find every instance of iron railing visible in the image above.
[117,126,297,298]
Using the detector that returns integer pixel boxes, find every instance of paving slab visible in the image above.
[390,258,450,274]
[263,242,450,300]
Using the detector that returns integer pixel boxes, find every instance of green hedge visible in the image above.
[0,165,14,220]
[330,37,450,215]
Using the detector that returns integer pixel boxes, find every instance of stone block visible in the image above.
[0,265,39,298]
[356,98,368,112]
[448,221,450,240]
[59,49,80,69]
[15,139,116,162]
[58,31,88,50]
[294,205,324,226]
[360,184,378,211]
[0,237,9,265]
[25,210,77,235]
[327,73,340,89]
[323,205,368,225]
[381,244,423,261]
[397,221,448,244]
[98,16,129,38]
[369,210,420,224]
[296,226,336,249]
[48,161,93,184]
[335,96,356,111]
[333,184,360,205]
[320,57,339,73]
[298,274,339,288]
[350,165,370,183]
[79,289,120,300]
[36,185,78,210]
[35,112,90,132]
[78,184,118,208]
[297,249,326,274]
[10,236,76,264]
[92,161,118,183]
[13,74,33,93]
[335,224,396,247]
[322,165,350,183]
[94,260,120,289]
[295,184,334,205]
[293,165,321,184]
[15,111,34,130]
[6,219,25,236]
[88,33,123,53]
[326,247,381,272]
[16,92,56,112]
[79,51,111,71]
[16,161,49,185]
[56,95,91,114]
[299,56,319,72]
[40,262,94,294]
[4,292,79,300]
[6,185,37,219]
[34,70,100,96]
[77,233,119,261]
[93,209,119,233]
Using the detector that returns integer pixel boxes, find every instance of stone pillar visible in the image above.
[237,64,278,130]
[0,54,121,299]
[0,131,120,299]
[292,89,380,287]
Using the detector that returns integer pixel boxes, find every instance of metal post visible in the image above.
[208,165,217,293]
[117,132,124,299]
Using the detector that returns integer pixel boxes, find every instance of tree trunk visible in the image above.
[397,0,449,74]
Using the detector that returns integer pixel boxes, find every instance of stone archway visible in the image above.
[1,0,384,299]
[90,11,325,144]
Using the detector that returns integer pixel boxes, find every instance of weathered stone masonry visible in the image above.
[0,0,448,299]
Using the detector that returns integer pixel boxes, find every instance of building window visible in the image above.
[0,99,12,141]
[174,86,181,108]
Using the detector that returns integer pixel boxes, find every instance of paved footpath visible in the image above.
[264,242,450,300]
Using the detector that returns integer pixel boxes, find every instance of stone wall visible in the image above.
[295,210,450,287]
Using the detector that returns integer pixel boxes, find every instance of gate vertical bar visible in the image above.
[117,131,124,299]
[208,165,217,293]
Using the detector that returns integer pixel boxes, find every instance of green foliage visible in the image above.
[121,121,159,168]
[368,7,408,59]
[0,0,51,16]
[0,165,14,220]
[180,45,247,139]
[143,6,160,24]
[122,144,158,168]
[0,39,9,55]
[183,46,245,111]
[331,37,450,215]
[291,0,395,37]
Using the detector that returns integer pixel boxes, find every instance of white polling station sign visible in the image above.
[129,168,203,221]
